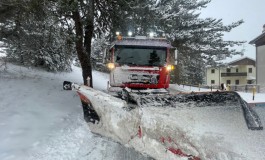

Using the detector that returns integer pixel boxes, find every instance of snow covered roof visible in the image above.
[112,37,173,48]
[227,56,255,66]
[249,31,265,46]
[206,57,255,68]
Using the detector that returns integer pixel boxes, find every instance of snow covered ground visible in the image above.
[1,61,265,160]
[0,63,151,160]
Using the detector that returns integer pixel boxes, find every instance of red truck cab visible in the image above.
[107,36,174,91]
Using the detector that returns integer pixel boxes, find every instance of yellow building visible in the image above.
[206,57,256,87]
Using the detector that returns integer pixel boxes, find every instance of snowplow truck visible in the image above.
[107,36,174,92]
[63,36,263,160]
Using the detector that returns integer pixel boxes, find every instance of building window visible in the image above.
[227,68,231,73]
[235,80,239,85]
[211,80,215,84]
[211,69,215,73]
[248,68,252,73]
[226,80,231,84]
[247,80,252,84]
[236,68,239,73]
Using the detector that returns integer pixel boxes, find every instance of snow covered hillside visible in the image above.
[0,63,151,160]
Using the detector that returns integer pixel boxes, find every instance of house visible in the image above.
[206,57,256,86]
[249,24,265,88]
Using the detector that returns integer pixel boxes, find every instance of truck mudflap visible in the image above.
[63,81,263,160]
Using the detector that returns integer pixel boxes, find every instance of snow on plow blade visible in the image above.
[63,81,263,160]
[138,91,263,130]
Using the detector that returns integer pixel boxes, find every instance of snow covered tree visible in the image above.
[0,0,75,71]
[1,0,119,84]
[110,0,156,37]
[1,0,245,85]
[51,0,122,85]
[152,0,245,84]
[91,36,109,72]
[178,53,205,84]
[109,0,245,84]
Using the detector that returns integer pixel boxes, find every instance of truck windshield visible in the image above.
[115,47,167,66]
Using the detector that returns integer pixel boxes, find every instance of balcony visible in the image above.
[221,72,247,77]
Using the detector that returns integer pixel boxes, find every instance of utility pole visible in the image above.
[219,66,221,89]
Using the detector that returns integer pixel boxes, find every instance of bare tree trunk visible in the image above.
[15,10,23,64]
[72,10,91,86]
[84,0,94,88]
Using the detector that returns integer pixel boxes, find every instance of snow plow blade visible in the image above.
[137,91,263,130]
[63,81,263,160]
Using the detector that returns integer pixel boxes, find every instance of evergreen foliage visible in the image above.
[0,0,74,71]
[91,36,109,72]
[110,0,245,84]
[0,0,245,84]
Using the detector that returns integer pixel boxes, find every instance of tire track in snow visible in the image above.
[27,113,151,160]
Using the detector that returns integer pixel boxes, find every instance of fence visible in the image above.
[228,84,260,93]
[179,84,261,93]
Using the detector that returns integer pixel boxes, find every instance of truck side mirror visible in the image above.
[103,48,112,64]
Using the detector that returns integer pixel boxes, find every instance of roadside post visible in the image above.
[87,76,91,87]
[227,84,230,91]
[252,86,256,100]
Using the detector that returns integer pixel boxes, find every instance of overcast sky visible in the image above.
[199,0,265,61]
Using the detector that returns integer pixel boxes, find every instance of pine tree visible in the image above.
[52,0,121,85]
[152,0,245,84]
[91,36,109,72]
[110,0,245,84]
[1,0,245,85]
[0,0,75,71]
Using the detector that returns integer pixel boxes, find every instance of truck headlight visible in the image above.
[107,63,115,70]
[166,65,174,71]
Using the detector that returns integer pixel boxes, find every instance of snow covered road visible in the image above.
[0,64,151,160]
